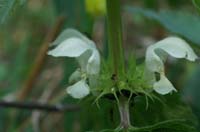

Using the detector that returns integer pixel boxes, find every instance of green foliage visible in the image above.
[82,99,119,131]
[0,0,26,24]
[0,0,15,24]
[86,93,198,132]
[183,66,200,129]
[53,0,94,34]
[130,119,196,132]
[131,94,198,132]
[125,6,200,46]
[193,0,200,12]
[95,59,153,103]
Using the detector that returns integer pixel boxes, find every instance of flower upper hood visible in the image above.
[48,29,100,75]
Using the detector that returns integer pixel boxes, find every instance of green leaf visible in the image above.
[130,119,196,132]
[193,0,200,12]
[132,94,198,132]
[125,6,200,45]
[0,0,26,24]
[183,66,200,129]
[0,0,16,24]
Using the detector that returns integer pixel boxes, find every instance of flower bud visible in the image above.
[85,0,106,17]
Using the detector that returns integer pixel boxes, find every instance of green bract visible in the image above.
[145,37,198,95]
[48,29,100,99]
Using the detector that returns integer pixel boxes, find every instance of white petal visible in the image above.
[144,68,156,86]
[52,28,95,48]
[87,49,100,74]
[145,46,164,73]
[153,74,177,95]
[88,74,99,88]
[145,36,198,73]
[48,29,101,75]
[154,37,198,61]
[48,37,91,57]
[77,50,92,72]
[66,80,90,99]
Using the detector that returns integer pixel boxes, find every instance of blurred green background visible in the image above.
[0,0,200,131]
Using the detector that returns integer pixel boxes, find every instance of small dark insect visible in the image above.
[111,74,117,81]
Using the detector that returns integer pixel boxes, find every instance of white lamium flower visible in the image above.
[48,29,100,99]
[145,37,198,95]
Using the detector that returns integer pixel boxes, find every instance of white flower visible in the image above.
[145,37,198,95]
[67,80,90,99]
[48,29,100,99]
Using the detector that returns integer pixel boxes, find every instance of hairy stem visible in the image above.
[106,0,125,77]
[18,16,65,100]
[106,0,131,130]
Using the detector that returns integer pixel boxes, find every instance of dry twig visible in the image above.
[18,16,65,100]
